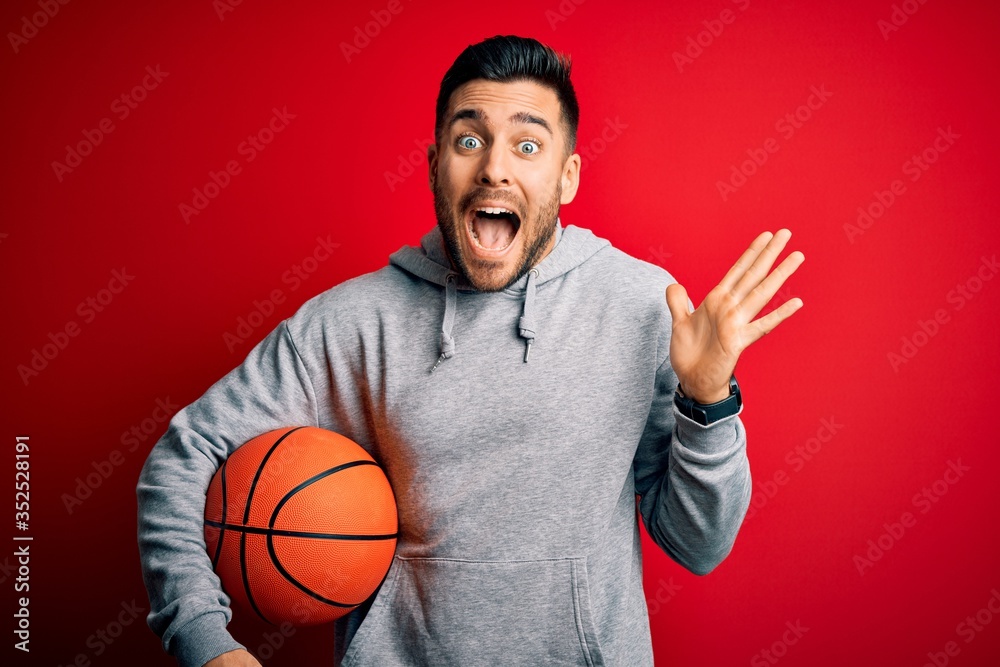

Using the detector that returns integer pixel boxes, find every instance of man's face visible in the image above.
[429,79,580,292]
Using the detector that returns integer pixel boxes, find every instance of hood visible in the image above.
[389,218,610,373]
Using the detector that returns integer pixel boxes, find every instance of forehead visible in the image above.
[446,79,561,129]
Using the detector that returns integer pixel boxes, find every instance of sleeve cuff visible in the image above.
[172,612,247,667]
[672,403,744,454]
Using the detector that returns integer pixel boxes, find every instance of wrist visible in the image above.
[678,382,730,405]
[674,376,742,426]
[173,612,244,667]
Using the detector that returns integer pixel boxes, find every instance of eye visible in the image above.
[517,140,540,155]
[458,135,481,150]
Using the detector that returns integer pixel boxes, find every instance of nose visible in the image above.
[477,143,512,187]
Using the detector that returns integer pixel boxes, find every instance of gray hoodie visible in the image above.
[136,220,751,667]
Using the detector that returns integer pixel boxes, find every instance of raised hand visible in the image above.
[664,229,804,405]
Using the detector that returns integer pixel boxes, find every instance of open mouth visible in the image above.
[466,205,522,252]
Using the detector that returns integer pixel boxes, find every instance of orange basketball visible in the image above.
[204,426,398,626]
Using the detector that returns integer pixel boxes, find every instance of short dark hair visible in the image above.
[434,35,580,155]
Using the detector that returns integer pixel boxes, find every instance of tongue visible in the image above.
[472,215,515,249]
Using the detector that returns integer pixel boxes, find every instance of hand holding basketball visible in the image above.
[203,649,262,667]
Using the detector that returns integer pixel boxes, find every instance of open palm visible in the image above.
[665,229,805,405]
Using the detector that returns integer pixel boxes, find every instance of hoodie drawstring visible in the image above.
[518,269,538,363]
[430,273,458,373]
[431,268,539,372]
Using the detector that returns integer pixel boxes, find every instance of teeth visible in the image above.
[476,206,514,216]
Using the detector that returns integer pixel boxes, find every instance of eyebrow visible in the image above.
[447,108,553,137]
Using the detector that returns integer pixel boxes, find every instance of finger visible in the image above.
[740,297,804,347]
[741,250,805,319]
[665,283,691,324]
[717,230,774,294]
[731,228,793,301]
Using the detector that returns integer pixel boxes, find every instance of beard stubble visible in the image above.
[433,181,562,293]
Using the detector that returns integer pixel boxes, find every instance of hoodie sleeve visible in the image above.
[633,351,752,576]
[136,319,319,666]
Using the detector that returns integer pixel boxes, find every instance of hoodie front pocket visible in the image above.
[341,555,605,667]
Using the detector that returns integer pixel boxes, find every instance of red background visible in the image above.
[3,0,999,665]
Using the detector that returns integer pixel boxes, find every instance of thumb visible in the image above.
[665,283,691,324]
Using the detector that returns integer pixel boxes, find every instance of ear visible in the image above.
[427,142,439,191]
[559,152,581,205]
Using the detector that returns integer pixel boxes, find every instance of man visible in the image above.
[137,35,804,666]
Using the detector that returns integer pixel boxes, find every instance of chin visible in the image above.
[463,266,518,293]
[434,184,558,292]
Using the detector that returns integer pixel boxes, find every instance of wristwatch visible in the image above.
[673,375,742,426]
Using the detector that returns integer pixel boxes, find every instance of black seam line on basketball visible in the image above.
[243,426,307,526]
[267,459,381,529]
[210,458,229,570]
[241,530,273,624]
[204,519,398,541]
[265,530,369,609]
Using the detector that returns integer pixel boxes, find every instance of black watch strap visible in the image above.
[673,375,742,426]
